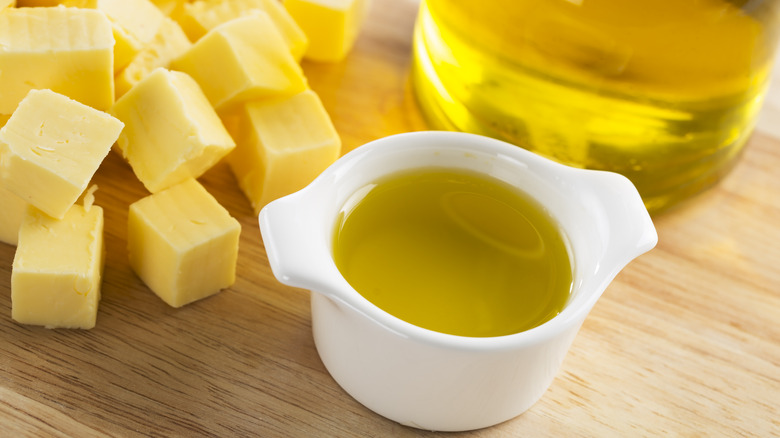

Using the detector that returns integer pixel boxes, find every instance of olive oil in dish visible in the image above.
[332,167,573,337]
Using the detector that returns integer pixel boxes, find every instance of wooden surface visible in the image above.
[2,0,779,436]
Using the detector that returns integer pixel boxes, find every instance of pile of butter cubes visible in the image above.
[0,0,370,329]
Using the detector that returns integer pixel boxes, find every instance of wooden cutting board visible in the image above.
[1,0,778,436]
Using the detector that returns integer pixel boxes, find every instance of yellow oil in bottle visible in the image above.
[412,0,780,213]
[332,168,573,338]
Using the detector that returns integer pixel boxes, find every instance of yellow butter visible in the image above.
[0,89,124,219]
[284,0,370,62]
[171,12,307,110]
[0,186,28,246]
[1,0,14,9]
[0,110,26,245]
[115,17,193,98]
[178,0,308,60]
[128,178,241,308]
[111,68,235,193]
[12,203,104,329]
[65,0,167,72]
[225,89,341,214]
[149,0,185,16]
[0,7,115,115]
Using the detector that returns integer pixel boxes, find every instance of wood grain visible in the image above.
[1,0,778,436]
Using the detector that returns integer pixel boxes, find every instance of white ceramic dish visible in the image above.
[259,131,657,431]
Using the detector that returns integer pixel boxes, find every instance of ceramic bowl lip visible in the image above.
[290,131,633,352]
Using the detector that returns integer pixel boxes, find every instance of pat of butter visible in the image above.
[0,186,28,246]
[178,0,308,60]
[149,0,184,16]
[224,89,341,214]
[12,203,105,329]
[284,0,370,62]
[111,68,236,193]
[128,178,241,308]
[0,112,26,245]
[170,12,307,111]
[0,89,124,219]
[64,0,167,72]
[1,1,14,9]
[115,17,193,98]
[0,7,115,115]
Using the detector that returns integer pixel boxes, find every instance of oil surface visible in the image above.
[412,0,779,213]
[332,168,572,337]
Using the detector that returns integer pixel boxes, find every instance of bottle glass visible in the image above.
[412,0,780,213]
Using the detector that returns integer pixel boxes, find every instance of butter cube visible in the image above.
[65,0,167,72]
[128,179,240,308]
[149,0,185,16]
[12,203,105,329]
[0,89,124,219]
[0,186,28,246]
[0,7,115,114]
[284,0,370,62]
[178,0,308,60]
[170,12,307,110]
[111,68,235,193]
[225,89,341,214]
[1,86,24,247]
[115,17,193,98]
